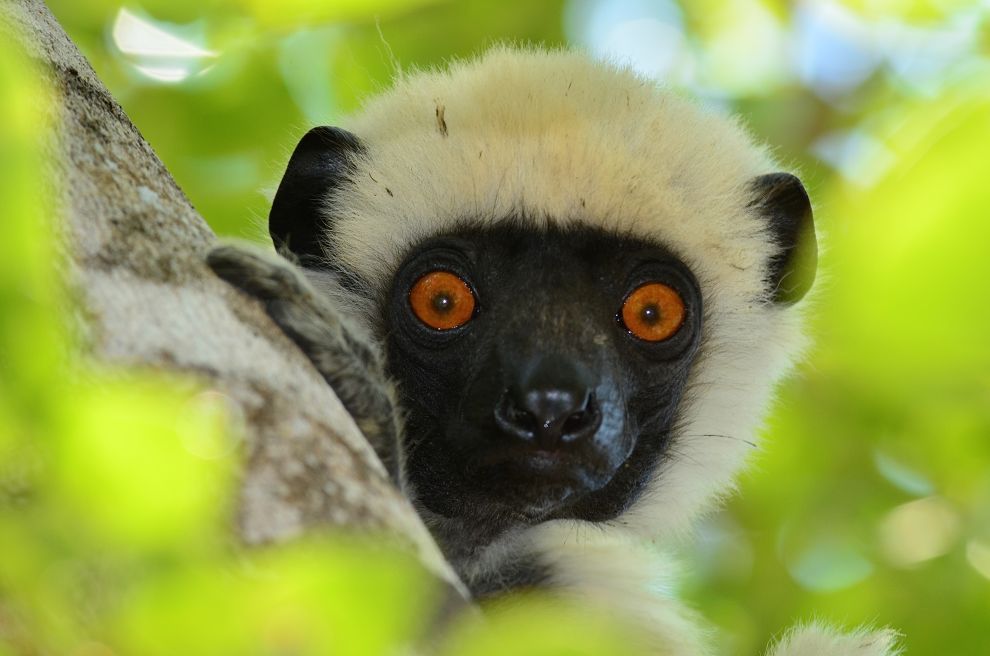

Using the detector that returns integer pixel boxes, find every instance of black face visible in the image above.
[383,222,704,534]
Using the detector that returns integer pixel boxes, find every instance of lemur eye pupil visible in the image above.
[640,304,660,325]
[432,293,453,313]
[409,270,476,330]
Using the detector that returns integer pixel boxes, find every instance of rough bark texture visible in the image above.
[2,0,463,594]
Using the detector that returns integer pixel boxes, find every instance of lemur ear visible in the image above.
[269,126,363,265]
[750,173,817,305]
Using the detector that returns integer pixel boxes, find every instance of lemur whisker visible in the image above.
[680,433,758,449]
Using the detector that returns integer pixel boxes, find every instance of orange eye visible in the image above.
[409,270,476,330]
[620,282,686,342]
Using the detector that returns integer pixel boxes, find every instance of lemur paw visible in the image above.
[206,244,309,301]
[768,624,902,656]
[206,244,342,356]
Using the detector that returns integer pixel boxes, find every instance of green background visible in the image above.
[3,0,988,653]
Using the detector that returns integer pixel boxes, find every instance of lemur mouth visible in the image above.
[476,443,578,470]
[469,442,619,516]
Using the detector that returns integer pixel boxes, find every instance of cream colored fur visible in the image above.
[768,625,902,656]
[318,46,897,656]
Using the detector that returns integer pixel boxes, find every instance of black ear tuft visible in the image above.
[269,126,364,265]
[750,173,817,305]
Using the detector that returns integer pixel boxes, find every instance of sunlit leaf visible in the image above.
[838,0,974,23]
[51,376,234,552]
[113,540,438,655]
[821,81,990,388]
[241,0,444,29]
[442,597,651,656]
[0,34,59,414]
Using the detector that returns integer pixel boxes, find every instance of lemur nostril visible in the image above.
[562,411,587,434]
[510,406,537,431]
[494,390,537,440]
[494,386,599,447]
[560,394,601,442]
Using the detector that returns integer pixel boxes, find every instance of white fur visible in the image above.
[768,624,902,656]
[318,46,893,655]
[524,521,714,656]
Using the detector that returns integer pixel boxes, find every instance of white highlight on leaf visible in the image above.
[879,496,961,567]
[111,7,216,84]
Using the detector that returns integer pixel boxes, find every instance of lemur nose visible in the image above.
[494,357,602,448]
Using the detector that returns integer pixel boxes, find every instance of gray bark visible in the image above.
[2,0,464,595]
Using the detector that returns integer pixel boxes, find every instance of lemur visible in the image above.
[207,47,899,656]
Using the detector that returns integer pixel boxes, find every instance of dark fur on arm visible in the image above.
[206,244,403,479]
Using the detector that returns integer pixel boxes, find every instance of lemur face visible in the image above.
[383,223,703,529]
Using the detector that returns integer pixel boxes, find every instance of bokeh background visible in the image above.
[4,0,988,653]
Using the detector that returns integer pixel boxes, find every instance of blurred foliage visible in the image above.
[7,0,990,653]
[709,80,990,655]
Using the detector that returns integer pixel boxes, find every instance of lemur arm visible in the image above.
[206,244,403,479]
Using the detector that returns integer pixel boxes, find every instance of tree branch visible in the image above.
[3,0,464,596]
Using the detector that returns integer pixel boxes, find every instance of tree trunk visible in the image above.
[2,0,464,596]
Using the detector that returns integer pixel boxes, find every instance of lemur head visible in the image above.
[269,48,815,540]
